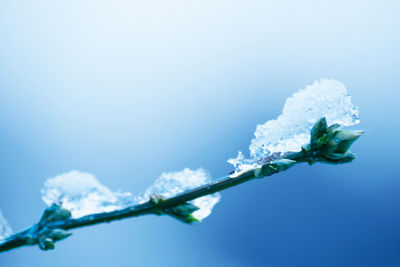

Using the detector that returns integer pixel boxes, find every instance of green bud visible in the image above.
[40,204,71,223]
[332,130,364,154]
[51,208,71,222]
[186,214,201,223]
[255,159,296,178]
[38,237,55,251]
[272,159,297,171]
[325,137,340,153]
[48,229,72,242]
[324,151,356,164]
[259,164,279,177]
[301,120,363,165]
[310,117,328,143]
[163,202,200,224]
[327,123,341,134]
[312,133,329,150]
[39,205,57,222]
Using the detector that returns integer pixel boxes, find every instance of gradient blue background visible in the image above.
[0,1,399,266]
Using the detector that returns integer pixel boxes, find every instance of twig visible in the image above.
[0,118,363,253]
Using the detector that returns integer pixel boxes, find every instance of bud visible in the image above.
[254,159,296,178]
[48,229,72,242]
[259,164,279,177]
[314,134,329,150]
[301,120,363,164]
[53,208,72,221]
[310,117,328,143]
[325,137,340,154]
[39,203,71,223]
[186,214,201,223]
[327,123,341,134]
[38,237,55,251]
[163,202,200,224]
[272,159,297,171]
[324,151,356,163]
[332,130,364,154]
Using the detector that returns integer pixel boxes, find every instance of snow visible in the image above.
[136,168,220,221]
[228,79,360,172]
[42,170,134,218]
[0,210,12,240]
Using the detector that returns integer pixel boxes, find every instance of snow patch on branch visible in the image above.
[42,170,134,218]
[228,79,360,172]
[136,168,221,221]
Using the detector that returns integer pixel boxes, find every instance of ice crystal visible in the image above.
[42,170,134,218]
[0,210,12,240]
[228,79,360,172]
[136,168,220,221]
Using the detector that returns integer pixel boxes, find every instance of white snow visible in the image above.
[42,170,134,218]
[228,79,360,171]
[136,168,220,221]
[0,210,12,240]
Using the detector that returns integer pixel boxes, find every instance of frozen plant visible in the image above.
[42,171,134,218]
[0,79,364,253]
[228,79,360,172]
[40,168,221,225]
[136,168,221,222]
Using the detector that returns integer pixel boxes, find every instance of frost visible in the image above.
[0,210,12,240]
[228,79,360,172]
[136,168,221,221]
[42,170,134,218]
[227,151,255,173]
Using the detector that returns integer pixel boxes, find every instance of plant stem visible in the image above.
[0,155,298,253]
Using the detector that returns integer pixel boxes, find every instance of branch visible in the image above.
[0,118,363,253]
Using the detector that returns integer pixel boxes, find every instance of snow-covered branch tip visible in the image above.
[0,79,363,253]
